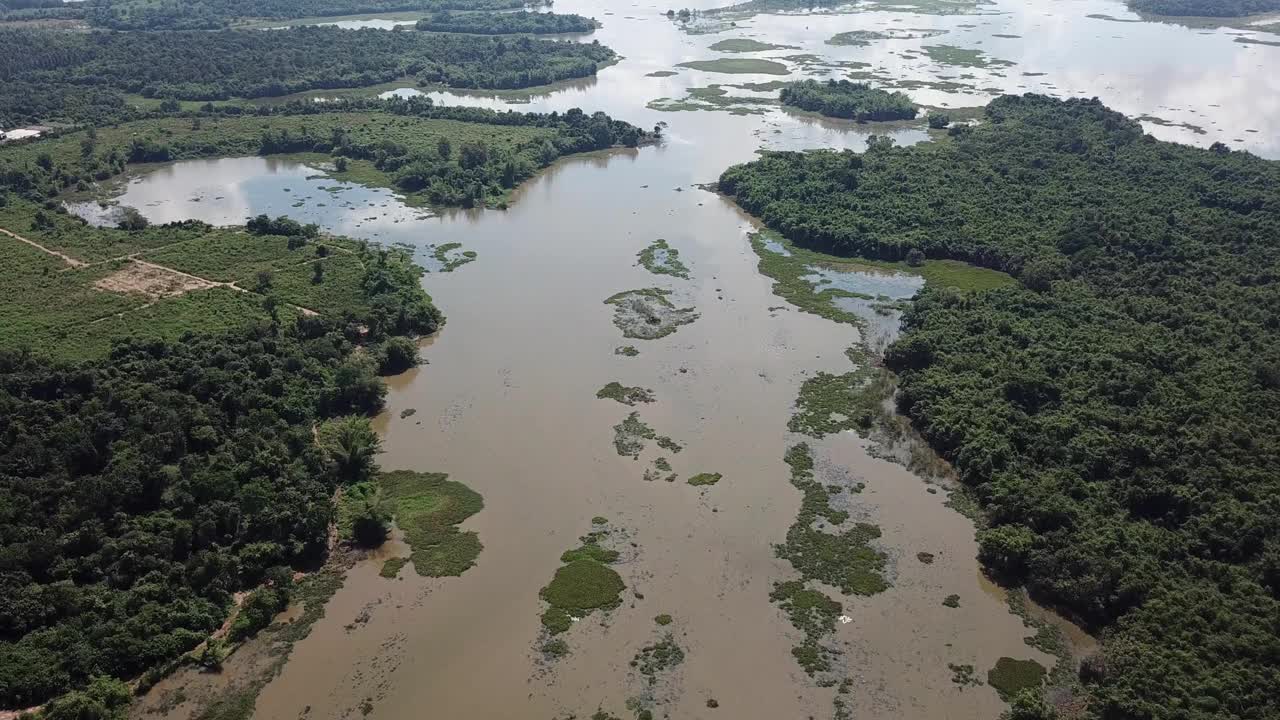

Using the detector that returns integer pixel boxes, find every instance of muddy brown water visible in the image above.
[100,0,1280,715]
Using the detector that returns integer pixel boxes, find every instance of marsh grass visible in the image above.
[379,470,484,577]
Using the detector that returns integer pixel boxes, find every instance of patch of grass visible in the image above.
[656,436,682,454]
[687,472,723,487]
[646,70,679,77]
[597,381,657,406]
[654,614,673,626]
[943,594,960,608]
[380,557,409,579]
[789,353,891,438]
[615,345,640,356]
[676,58,791,75]
[770,580,843,676]
[709,38,796,52]
[637,239,690,279]
[379,470,484,577]
[653,457,672,472]
[987,657,1047,700]
[631,634,686,683]
[592,516,609,525]
[561,541,621,564]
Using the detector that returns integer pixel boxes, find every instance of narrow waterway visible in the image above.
[110,0,1279,717]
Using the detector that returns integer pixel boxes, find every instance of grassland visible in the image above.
[0,199,414,360]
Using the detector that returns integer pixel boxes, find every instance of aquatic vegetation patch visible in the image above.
[770,580,843,675]
[780,79,917,122]
[604,288,699,340]
[943,593,960,608]
[687,472,723,487]
[379,557,409,578]
[638,238,690,278]
[597,381,657,406]
[648,85,777,115]
[790,349,893,437]
[429,242,477,272]
[540,538,627,635]
[613,411,657,458]
[654,614,673,626]
[646,70,679,77]
[777,445,888,595]
[987,657,1047,699]
[631,634,686,683]
[922,44,1014,68]
[676,58,791,75]
[656,435,683,454]
[709,38,798,52]
[826,28,947,45]
[379,470,484,577]
[615,345,641,356]
[949,663,983,687]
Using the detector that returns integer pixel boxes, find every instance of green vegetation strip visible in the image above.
[686,472,723,487]
[676,58,791,75]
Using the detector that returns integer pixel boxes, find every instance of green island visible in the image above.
[414,10,598,35]
[675,58,791,75]
[779,79,917,122]
[0,0,529,30]
[722,94,1280,717]
[431,242,477,272]
[637,238,690,278]
[539,533,626,636]
[1,102,653,209]
[0,27,618,127]
[708,38,795,52]
[686,472,722,487]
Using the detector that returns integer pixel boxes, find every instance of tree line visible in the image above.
[1126,0,1280,16]
[720,94,1280,719]
[415,9,597,34]
[778,79,917,122]
[0,0,534,30]
[0,26,616,127]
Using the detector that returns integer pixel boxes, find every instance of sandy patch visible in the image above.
[94,261,217,299]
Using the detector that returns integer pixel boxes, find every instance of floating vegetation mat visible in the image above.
[604,288,698,340]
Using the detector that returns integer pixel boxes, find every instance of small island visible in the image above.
[779,79,917,122]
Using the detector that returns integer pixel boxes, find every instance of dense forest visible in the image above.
[0,0,533,29]
[0,99,652,207]
[720,95,1280,719]
[1126,0,1280,15]
[0,236,441,705]
[0,26,614,120]
[415,9,597,34]
[778,79,917,122]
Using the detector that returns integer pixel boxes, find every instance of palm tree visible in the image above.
[317,416,381,484]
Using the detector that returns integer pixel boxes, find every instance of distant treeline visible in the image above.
[1,99,655,206]
[0,26,615,128]
[779,79,916,122]
[415,9,597,34]
[1127,0,1280,15]
[0,0,536,29]
[720,95,1280,719]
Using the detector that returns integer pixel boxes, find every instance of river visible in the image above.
[112,0,1272,717]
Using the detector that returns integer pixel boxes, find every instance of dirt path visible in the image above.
[0,226,87,267]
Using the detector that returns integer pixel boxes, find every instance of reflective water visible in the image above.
[110,0,1266,717]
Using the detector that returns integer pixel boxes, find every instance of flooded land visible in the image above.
[103,0,1278,718]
